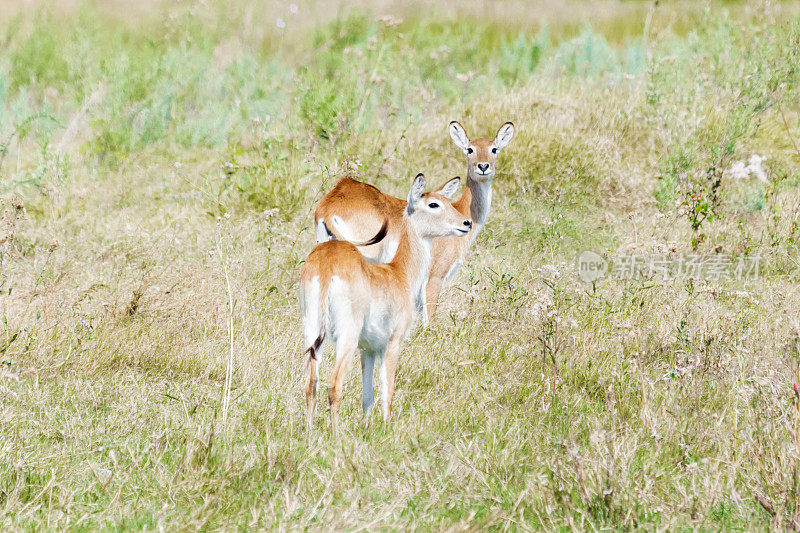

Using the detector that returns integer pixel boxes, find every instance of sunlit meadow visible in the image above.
[2,0,800,529]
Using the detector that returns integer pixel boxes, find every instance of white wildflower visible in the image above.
[456,71,476,82]
[727,154,768,183]
[537,264,561,284]
[527,290,553,320]
[748,154,767,182]
[378,15,403,28]
[728,160,749,180]
[590,430,607,448]
[367,36,378,50]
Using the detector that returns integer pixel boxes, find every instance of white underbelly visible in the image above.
[358,303,393,354]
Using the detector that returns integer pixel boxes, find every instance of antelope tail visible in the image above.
[302,277,327,361]
[330,216,388,247]
[305,331,325,360]
[315,218,335,243]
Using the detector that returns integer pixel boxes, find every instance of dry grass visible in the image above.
[2,0,800,529]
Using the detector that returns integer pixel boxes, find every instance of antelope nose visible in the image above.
[463,219,472,229]
[477,162,490,173]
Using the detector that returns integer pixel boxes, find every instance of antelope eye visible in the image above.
[491,147,498,154]
[428,202,440,209]
[466,147,474,154]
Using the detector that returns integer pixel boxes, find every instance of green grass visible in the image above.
[2,0,800,529]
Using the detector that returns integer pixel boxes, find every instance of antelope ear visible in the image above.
[406,173,426,214]
[435,177,461,199]
[494,122,515,150]
[449,121,470,152]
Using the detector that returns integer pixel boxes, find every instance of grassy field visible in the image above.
[2,0,800,529]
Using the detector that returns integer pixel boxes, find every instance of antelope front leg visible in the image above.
[414,288,429,326]
[360,351,377,418]
[379,336,404,422]
[424,275,444,320]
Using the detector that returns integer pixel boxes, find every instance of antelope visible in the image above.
[300,174,472,432]
[314,121,514,321]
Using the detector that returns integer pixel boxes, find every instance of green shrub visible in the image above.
[9,14,70,92]
[498,32,546,83]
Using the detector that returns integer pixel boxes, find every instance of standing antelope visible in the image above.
[314,121,514,320]
[300,174,472,432]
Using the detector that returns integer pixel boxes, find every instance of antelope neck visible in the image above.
[466,170,493,231]
[388,216,433,300]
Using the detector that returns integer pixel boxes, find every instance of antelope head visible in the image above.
[449,121,515,183]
